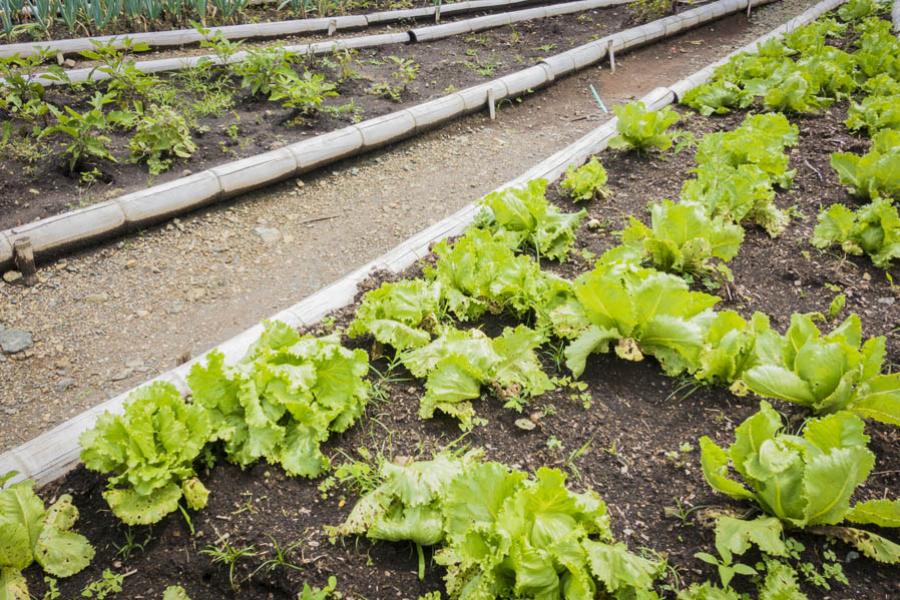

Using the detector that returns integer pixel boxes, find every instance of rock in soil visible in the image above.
[0,329,33,354]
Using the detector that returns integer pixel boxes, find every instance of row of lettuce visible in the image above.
[683,0,899,268]
[2,3,899,599]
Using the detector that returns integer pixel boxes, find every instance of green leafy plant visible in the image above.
[680,164,787,236]
[609,101,681,153]
[693,113,799,189]
[80,381,212,525]
[298,576,338,599]
[43,91,117,174]
[0,473,94,598]
[231,47,297,97]
[128,104,197,175]
[695,310,774,390]
[563,252,720,377]
[621,199,744,283]
[560,157,611,202]
[269,70,339,121]
[399,325,554,428]
[347,279,441,352]
[845,94,900,135]
[812,198,900,269]
[80,569,124,599]
[188,321,371,478]
[478,178,586,261]
[700,401,899,562]
[163,585,191,600]
[737,312,899,424]
[427,228,547,322]
[830,129,899,200]
[331,450,663,598]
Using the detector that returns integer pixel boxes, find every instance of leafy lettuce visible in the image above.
[560,157,611,202]
[609,101,681,153]
[830,129,899,201]
[478,179,586,261]
[621,199,744,281]
[811,198,900,269]
[700,401,899,562]
[348,279,441,351]
[80,381,212,525]
[563,253,719,377]
[0,474,94,598]
[188,321,370,478]
[332,451,663,599]
[737,313,899,425]
[399,325,554,429]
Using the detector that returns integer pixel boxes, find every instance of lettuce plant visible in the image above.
[830,129,900,201]
[621,199,744,283]
[609,101,681,153]
[560,157,611,202]
[188,321,370,478]
[693,113,798,188]
[80,381,211,525]
[680,79,750,116]
[332,451,663,599]
[427,229,547,321]
[347,279,441,352]
[700,401,899,562]
[680,164,787,236]
[811,198,900,269]
[695,310,774,389]
[845,94,900,135]
[399,325,553,429]
[0,474,94,598]
[478,179,586,261]
[563,253,719,377]
[737,313,899,425]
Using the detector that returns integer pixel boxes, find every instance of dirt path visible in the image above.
[0,0,821,451]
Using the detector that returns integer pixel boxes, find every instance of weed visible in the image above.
[202,540,258,591]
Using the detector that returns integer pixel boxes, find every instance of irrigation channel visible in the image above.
[3,0,898,597]
[0,0,772,270]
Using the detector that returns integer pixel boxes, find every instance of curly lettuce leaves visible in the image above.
[79,381,211,525]
[478,179,586,261]
[332,453,663,599]
[188,321,370,478]
[400,325,553,429]
[347,279,441,351]
[621,200,744,282]
[563,256,719,377]
[830,129,900,201]
[0,479,94,597]
[812,198,900,269]
[428,229,548,322]
[560,157,611,202]
[609,101,681,153]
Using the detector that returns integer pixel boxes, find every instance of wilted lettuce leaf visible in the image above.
[0,478,94,597]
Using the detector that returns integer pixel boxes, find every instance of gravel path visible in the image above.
[0,0,822,451]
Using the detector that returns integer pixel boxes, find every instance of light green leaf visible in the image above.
[846,498,900,528]
[104,483,182,526]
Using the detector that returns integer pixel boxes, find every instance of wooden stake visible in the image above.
[487,88,497,120]
[13,237,36,286]
[607,40,616,73]
[327,19,337,36]
[747,0,753,17]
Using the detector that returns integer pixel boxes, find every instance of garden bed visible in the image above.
[0,2,639,230]
[23,86,898,600]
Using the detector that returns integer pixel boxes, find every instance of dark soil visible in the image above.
[0,1,689,230]
[23,90,899,598]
